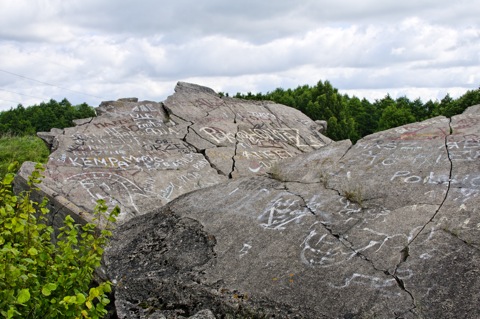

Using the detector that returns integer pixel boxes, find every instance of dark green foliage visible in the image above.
[376,98,416,132]
[236,80,361,141]
[0,98,96,136]
[0,164,119,318]
[234,82,480,143]
[435,89,480,118]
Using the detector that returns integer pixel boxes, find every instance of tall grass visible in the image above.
[0,134,50,178]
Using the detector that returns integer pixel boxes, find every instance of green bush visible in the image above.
[0,163,119,318]
[0,135,50,178]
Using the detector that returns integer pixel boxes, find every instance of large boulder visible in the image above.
[104,105,480,318]
[15,82,330,227]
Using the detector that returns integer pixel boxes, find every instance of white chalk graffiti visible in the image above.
[298,197,414,274]
[329,273,396,289]
[239,243,252,258]
[66,172,150,219]
[200,126,324,148]
[158,182,175,200]
[258,193,311,230]
[300,228,356,268]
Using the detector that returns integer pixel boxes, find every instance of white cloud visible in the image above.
[0,0,479,111]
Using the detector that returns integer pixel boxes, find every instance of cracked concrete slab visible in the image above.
[103,104,480,318]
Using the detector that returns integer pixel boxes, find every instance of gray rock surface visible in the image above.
[16,82,330,226]
[104,105,480,318]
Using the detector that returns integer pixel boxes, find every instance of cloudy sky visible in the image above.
[0,0,479,111]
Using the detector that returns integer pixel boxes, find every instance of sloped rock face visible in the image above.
[16,82,330,226]
[104,105,480,318]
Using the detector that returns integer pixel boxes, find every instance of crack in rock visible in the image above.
[338,142,354,162]
[229,115,239,179]
[282,179,418,311]
[408,117,454,246]
[283,185,387,277]
[16,83,479,319]
[282,185,316,216]
[200,150,227,177]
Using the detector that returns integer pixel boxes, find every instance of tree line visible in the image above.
[2,84,479,142]
[232,81,480,143]
[0,98,96,136]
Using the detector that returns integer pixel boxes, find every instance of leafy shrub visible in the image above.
[0,163,119,318]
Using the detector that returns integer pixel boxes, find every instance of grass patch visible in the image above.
[343,185,364,207]
[0,135,50,178]
[318,171,330,188]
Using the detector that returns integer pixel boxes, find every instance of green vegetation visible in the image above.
[234,81,480,143]
[0,100,112,317]
[0,163,119,318]
[0,98,96,136]
[343,187,364,207]
[0,136,50,178]
[0,98,95,178]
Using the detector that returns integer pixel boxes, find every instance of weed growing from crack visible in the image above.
[318,171,330,188]
[343,185,364,207]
